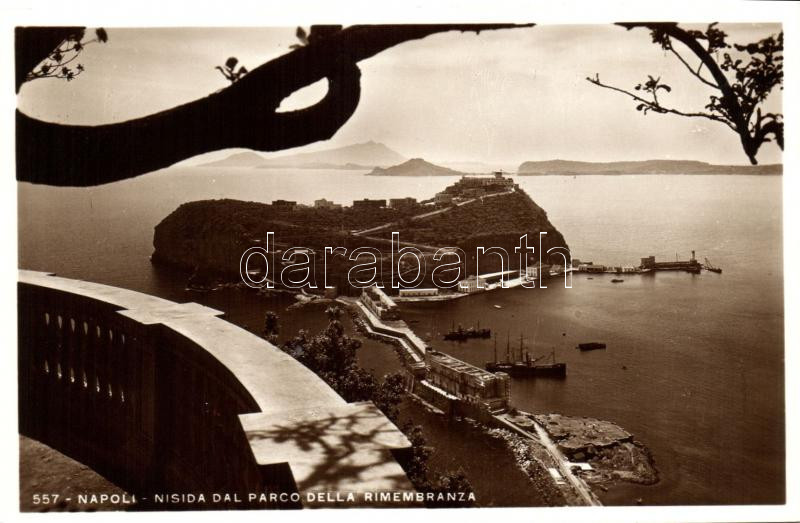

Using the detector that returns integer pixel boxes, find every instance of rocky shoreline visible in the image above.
[533,413,659,488]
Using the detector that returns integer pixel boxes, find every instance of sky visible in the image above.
[17,23,783,166]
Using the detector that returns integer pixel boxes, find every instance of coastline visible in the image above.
[342,294,658,506]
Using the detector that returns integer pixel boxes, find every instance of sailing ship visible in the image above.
[485,333,567,378]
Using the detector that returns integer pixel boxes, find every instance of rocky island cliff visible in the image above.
[152,176,568,293]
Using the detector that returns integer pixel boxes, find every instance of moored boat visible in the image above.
[443,321,491,341]
[485,335,567,378]
[577,342,606,351]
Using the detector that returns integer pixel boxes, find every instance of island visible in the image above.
[517,159,782,175]
[366,158,470,177]
[152,172,568,292]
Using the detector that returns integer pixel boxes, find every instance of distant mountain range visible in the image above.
[517,159,782,175]
[198,143,782,176]
[199,151,266,168]
[199,141,406,169]
[367,158,471,177]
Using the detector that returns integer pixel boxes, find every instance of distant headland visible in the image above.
[198,142,782,176]
[199,141,406,170]
[516,159,782,176]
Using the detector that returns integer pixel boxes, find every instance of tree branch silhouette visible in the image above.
[587,22,783,165]
[17,24,533,187]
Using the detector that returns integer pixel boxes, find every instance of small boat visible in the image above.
[576,342,606,351]
[587,277,594,280]
[443,321,491,341]
[493,304,503,309]
[611,278,624,283]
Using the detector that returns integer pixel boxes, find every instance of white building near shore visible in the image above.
[458,275,486,294]
[398,288,439,297]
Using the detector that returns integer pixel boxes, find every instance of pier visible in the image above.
[574,250,713,275]
[346,284,602,506]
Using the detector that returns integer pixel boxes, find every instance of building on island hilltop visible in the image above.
[314,198,342,210]
[388,197,417,210]
[434,171,517,206]
[353,198,386,210]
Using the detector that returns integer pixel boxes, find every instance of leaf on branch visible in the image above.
[225,57,239,69]
[296,26,309,46]
[95,28,108,43]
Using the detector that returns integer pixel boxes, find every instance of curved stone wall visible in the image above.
[18,270,412,508]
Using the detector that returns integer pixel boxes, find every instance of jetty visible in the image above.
[574,250,719,275]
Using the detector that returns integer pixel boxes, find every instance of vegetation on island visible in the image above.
[400,189,566,251]
[152,184,569,291]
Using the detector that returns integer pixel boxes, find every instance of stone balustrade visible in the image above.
[18,270,413,508]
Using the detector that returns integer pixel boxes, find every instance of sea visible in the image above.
[17,168,785,506]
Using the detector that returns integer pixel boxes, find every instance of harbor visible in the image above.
[343,283,663,506]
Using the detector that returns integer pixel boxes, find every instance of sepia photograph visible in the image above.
[3,1,799,521]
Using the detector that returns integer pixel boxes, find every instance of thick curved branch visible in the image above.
[17,24,532,187]
[17,61,362,186]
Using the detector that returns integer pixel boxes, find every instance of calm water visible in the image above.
[18,168,784,505]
